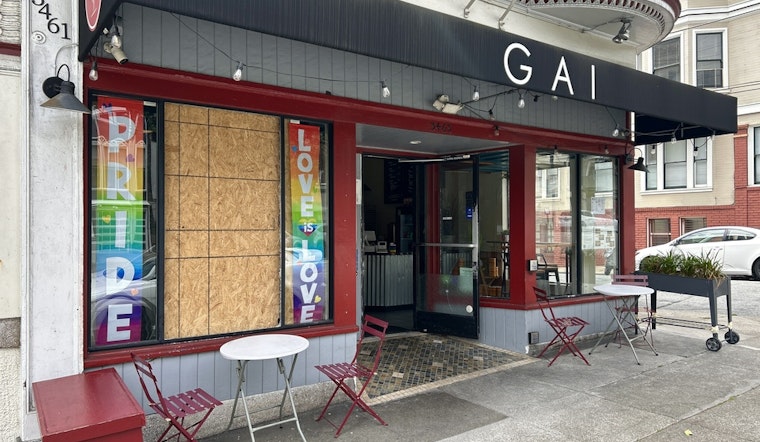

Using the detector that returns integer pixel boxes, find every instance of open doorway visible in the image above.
[360,156,417,333]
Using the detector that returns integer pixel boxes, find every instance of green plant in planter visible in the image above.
[639,250,726,280]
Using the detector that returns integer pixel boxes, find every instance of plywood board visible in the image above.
[180,231,209,258]
[209,230,279,257]
[179,176,209,230]
[179,123,209,177]
[164,121,180,175]
[208,256,280,334]
[164,175,180,229]
[209,108,279,132]
[209,127,280,180]
[179,104,209,124]
[178,258,210,337]
[209,178,279,231]
[163,258,180,339]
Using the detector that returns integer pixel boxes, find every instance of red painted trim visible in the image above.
[0,42,20,57]
[82,60,630,365]
[85,324,358,369]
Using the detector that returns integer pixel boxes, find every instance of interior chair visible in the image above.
[611,273,654,347]
[131,353,222,441]
[537,253,560,283]
[534,287,590,367]
[315,314,389,437]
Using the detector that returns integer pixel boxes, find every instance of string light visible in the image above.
[88,58,99,81]
[517,92,525,109]
[472,86,480,101]
[493,125,499,136]
[232,62,244,81]
[381,81,390,98]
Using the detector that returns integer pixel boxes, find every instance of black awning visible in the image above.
[79,0,736,145]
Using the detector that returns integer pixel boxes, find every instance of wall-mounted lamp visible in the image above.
[41,64,91,114]
[626,147,649,172]
[612,19,631,44]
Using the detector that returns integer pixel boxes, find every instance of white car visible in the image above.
[635,226,760,280]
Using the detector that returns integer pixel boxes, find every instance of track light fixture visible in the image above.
[612,19,631,44]
[381,81,390,98]
[232,61,244,81]
[41,64,91,114]
[432,94,463,114]
[103,41,128,64]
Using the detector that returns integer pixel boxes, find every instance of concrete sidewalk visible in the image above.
[201,310,760,442]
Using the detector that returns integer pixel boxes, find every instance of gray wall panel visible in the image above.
[161,12,181,70]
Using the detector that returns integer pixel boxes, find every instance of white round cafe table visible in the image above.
[590,284,657,365]
[220,334,309,441]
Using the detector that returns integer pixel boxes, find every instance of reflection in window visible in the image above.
[535,152,619,297]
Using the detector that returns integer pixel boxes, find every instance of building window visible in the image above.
[87,96,331,351]
[643,139,711,192]
[653,38,680,81]
[696,32,724,88]
[536,167,559,199]
[649,219,671,246]
[681,217,706,234]
[752,126,760,185]
[535,152,619,297]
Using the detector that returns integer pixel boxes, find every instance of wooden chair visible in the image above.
[315,314,389,437]
[611,274,655,347]
[534,287,590,366]
[131,353,222,441]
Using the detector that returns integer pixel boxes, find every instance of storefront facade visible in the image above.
[15,0,736,439]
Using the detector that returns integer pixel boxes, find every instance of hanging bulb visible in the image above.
[533,95,539,102]
[650,145,656,154]
[110,31,122,49]
[233,62,244,81]
[517,95,525,109]
[381,81,390,98]
[472,86,480,102]
[493,125,499,136]
[612,127,620,137]
[488,109,495,121]
[604,146,609,155]
[671,134,677,144]
[552,95,558,101]
[88,59,99,81]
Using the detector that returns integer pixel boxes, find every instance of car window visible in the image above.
[726,229,755,241]
[678,229,725,244]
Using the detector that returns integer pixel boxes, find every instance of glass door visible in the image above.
[415,159,478,338]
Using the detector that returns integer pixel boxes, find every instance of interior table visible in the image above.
[590,283,658,365]
[220,334,309,441]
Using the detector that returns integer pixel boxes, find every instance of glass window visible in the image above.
[645,146,658,190]
[649,219,671,246]
[754,127,760,185]
[664,141,687,189]
[681,217,706,234]
[535,152,618,297]
[678,228,724,244]
[696,32,723,88]
[693,138,708,186]
[88,96,331,351]
[653,38,680,81]
[477,152,509,298]
[644,139,712,192]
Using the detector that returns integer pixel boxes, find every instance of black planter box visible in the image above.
[640,272,731,299]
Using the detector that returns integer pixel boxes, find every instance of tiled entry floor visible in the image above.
[356,333,536,403]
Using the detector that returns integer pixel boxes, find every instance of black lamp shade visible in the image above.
[41,77,91,114]
[628,157,649,172]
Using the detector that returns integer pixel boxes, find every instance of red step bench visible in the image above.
[32,368,145,441]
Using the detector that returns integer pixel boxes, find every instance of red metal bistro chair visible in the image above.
[131,353,222,441]
[611,273,655,347]
[534,287,591,366]
[315,314,389,437]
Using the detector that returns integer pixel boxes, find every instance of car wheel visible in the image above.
[753,258,760,281]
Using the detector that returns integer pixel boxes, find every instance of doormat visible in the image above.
[357,333,535,403]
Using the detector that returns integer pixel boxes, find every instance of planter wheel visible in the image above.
[706,337,722,352]
[725,330,740,345]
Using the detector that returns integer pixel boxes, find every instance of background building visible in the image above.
[634,1,760,248]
